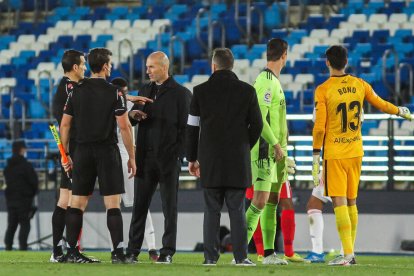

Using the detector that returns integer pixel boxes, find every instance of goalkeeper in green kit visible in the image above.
[246,38,290,265]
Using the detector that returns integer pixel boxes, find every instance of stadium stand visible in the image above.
[0,0,413,192]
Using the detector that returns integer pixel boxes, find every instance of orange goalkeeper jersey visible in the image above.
[313,74,399,160]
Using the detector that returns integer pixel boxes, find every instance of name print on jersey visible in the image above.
[338,86,357,95]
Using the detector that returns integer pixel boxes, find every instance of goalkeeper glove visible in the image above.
[398,106,412,121]
[312,154,320,186]
[286,157,296,174]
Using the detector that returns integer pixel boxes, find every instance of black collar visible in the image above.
[151,76,177,90]
[209,70,238,80]
[331,74,349,78]
[263,68,278,79]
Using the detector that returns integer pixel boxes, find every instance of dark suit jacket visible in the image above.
[4,154,38,200]
[130,77,192,178]
[186,70,263,189]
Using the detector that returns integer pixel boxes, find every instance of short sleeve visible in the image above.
[114,89,128,116]
[63,92,74,116]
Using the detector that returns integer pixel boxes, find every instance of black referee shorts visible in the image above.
[60,141,77,190]
[72,143,125,196]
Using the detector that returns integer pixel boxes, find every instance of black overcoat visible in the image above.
[186,70,263,189]
[131,77,192,178]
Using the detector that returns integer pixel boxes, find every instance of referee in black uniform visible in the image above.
[60,48,137,264]
[50,49,86,262]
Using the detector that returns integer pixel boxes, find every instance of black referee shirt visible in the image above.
[63,78,127,145]
[52,76,77,140]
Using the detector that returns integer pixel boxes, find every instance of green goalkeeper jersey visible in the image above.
[251,68,288,161]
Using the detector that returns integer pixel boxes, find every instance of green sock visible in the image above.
[246,203,262,243]
[261,202,277,253]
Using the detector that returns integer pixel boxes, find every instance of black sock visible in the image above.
[66,208,83,253]
[107,208,123,253]
[264,249,275,258]
[52,206,67,254]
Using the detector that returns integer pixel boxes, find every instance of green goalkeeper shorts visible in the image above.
[251,158,275,192]
[270,156,287,193]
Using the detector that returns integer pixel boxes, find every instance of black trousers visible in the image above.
[128,152,180,256]
[203,188,247,262]
[4,198,32,250]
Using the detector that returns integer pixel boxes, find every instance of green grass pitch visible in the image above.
[1,251,414,276]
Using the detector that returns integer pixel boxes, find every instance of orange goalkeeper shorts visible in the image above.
[323,156,362,199]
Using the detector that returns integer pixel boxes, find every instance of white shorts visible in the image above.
[118,143,134,207]
[311,175,332,204]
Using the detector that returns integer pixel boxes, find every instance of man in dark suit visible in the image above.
[186,48,263,266]
[4,140,38,251]
[127,51,192,264]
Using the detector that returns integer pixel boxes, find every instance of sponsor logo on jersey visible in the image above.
[333,135,361,144]
[264,90,272,104]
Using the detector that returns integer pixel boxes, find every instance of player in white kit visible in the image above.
[304,174,332,263]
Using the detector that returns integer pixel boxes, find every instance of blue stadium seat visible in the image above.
[293,59,312,74]
[388,0,405,13]
[302,15,326,31]
[367,0,385,11]
[93,7,111,20]
[96,34,113,43]
[347,0,364,10]
[56,35,74,48]
[264,6,282,30]
[126,13,140,21]
[354,43,372,57]
[174,74,189,84]
[211,3,226,17]
[271,29,288,38]
[112,6,129,17]
[74,6,90,17]
[231,44,248,59]
[29,100,46,119]
[247,44,266,62]
[327,14,346,29]
[301,89,314,106]
[372,30,390,44]
[290,29,308,40]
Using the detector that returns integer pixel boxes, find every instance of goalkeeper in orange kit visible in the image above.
[312,45,412,266]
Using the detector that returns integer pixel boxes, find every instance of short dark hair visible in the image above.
[88,48,112,73]
[266,38,288,62]
[212,48,234,70]
[111,77,128,88]
[61,49,84,73]
[12,140,26,155]
[325,45,348,70]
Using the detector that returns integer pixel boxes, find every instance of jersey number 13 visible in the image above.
[336,101,362,133]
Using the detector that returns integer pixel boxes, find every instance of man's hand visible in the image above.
[274,144,284,162]
[398,106,412,121]
[61,155,73,172]
[127,158,136,179]
[286,157,296,174]
[126,95,153,105]
[188,161,200,178]
[312,154,320,186]
[129,110,148,121]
